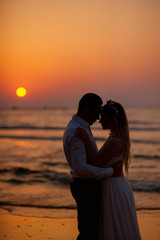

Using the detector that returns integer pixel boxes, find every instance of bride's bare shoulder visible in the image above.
[106,135,122,144]
[104,136,123,154]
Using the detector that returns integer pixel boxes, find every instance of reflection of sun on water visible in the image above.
[16,140,25,147]
[16,87,26,97]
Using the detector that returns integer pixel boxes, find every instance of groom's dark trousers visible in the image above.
[70,178,100,240]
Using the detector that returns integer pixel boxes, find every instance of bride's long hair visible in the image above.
[102,101,131,173]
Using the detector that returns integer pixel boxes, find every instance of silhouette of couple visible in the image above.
[63,93,141,240]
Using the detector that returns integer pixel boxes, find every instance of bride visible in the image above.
[75,100,141,240]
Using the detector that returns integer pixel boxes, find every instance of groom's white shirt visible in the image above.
[63,114,113,179]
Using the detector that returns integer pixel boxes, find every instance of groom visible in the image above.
[63,93,122,240]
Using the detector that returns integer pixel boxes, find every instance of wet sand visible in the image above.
[0,208,159,240]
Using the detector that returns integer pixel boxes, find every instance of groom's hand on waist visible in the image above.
[112,161,123,177]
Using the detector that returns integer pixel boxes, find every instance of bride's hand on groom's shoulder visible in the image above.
[112,161,123,177]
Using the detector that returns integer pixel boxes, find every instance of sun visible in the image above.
[16,87,27,97]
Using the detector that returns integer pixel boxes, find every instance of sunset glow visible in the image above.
[0,0,160,107]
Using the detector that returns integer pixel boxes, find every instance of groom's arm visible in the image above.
[70,136,113,179]
[112,161,123,177]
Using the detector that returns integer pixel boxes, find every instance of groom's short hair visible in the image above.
[78,93,103,112]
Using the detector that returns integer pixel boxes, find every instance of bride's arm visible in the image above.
[75,128,122,167]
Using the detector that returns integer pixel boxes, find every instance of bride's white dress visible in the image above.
[99,149,141,239]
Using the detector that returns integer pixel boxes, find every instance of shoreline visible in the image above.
[0,209,160,240]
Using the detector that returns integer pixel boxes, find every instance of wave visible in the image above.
[0,201,76,210]
[0,167,39,175]
[0,201,160,212]
[129,127,160,131]
[0,134,160,146]
[1,167,160,193]
[0,135,62,141]
[131,139,160,145]
[4,178,45,184]
[0,167,71,185]
[95,137,160,145]
[130,181,160,192]
[0,125,160,131]
[132,154,160,160]
[0,201,160,211]
[0,126,64,130]
[129,120,156,125]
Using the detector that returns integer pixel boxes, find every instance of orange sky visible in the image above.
[0,0,160,107]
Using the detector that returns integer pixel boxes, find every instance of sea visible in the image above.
[0,107,160,219]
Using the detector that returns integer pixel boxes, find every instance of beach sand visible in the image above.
[0,208,160,240]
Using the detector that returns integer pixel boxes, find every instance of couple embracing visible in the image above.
[63,93,141,240]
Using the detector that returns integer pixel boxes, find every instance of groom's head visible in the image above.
[77,93,103,125]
